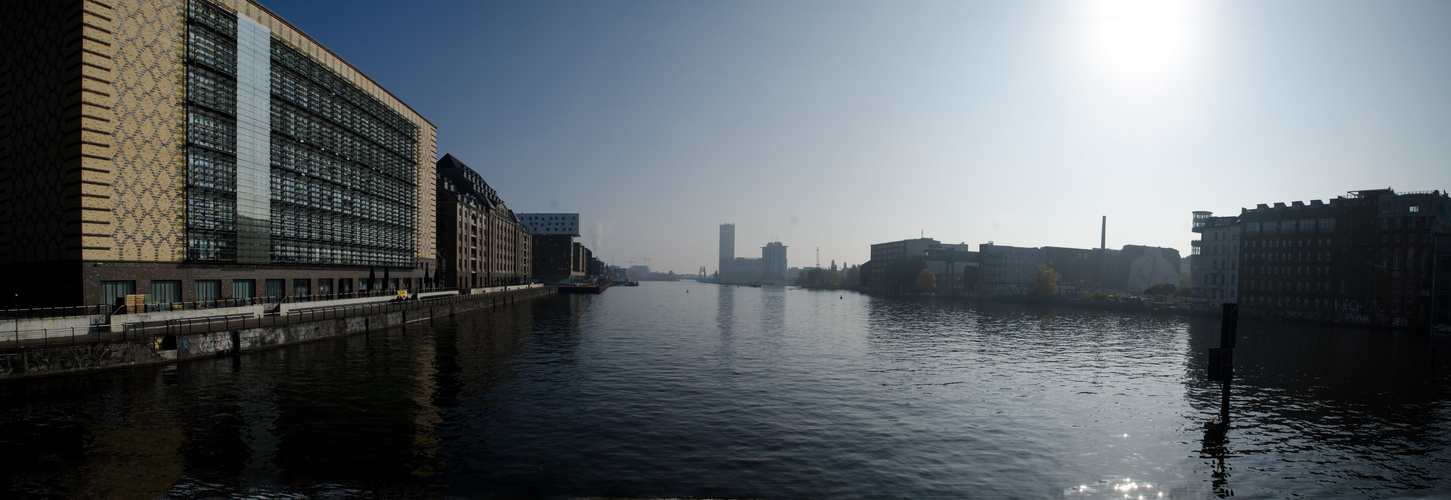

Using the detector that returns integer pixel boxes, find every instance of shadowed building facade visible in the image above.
[0,0,437,307]
[522,213,585,283]
[1236,189,1451,328]
[436,155,530,289]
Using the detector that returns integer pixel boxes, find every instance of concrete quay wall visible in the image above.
[0,286,554,380]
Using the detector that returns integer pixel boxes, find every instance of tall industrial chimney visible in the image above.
[1100,216,1106,250]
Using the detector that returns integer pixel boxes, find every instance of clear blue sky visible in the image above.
[265,0,1451,274]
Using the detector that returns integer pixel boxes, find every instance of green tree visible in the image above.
[1035,265,1059,297]
[917,268,937,293]
[1174,285,1193,298]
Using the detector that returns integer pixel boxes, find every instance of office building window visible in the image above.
[233,279,256,300]
[100,281,136,308]
[196,280,222,304]
[266,279,285,300]
[152,281,182,304]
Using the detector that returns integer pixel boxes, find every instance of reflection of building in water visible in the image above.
[84,424,186,497]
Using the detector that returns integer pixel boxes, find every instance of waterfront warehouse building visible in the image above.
[520,213,579,237]
[1235,189,1451,328]
[437,155,531,289]
[862,237,972,294]
[1,0,438,308]
[522,213,585,283]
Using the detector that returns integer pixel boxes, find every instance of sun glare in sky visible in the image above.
[1077,0,1209,92]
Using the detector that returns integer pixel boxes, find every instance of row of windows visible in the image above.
[1244,237,1335,248]
[271,64,415,161]
[188,64,236,116]
[1244,265,1332,276]
[270,238,412,267]
[187,24,237,78]
[187,146,238,192]
[271,136,414,206]
[101,277,432,306]
[268,181,412,246]
[270,40,418,140]
[187,107,237,154]
[1199,244,1237,256]
[1383,216,1436,230]
[1244,252,1334,263]
[186,191,237,232]
[1197,273,1237,286]
[1382,248,1430,273]
[1244,218,1337,235]
[1243,295,1338,310]
[1203,229,1239,241]
[188,231,236,261]
[269,204,410,250]
[1245,280,1333,293]
[188,0,237,39]
[271,98,416,182]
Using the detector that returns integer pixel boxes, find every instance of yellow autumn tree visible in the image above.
[916,268,937,293]
[1035,264,1058,297]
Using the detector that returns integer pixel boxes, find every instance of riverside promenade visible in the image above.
[0,284,554,380]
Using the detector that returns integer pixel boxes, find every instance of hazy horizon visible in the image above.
[266,0,1451,274]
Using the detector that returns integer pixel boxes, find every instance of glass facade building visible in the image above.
[185,0,420,268]
[0,0,437,308]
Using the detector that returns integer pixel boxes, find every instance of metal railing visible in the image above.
[0,288,462,321]
[0,286,534,354]
[1,304,111,320]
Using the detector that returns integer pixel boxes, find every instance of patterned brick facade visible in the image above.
[1,0,437,308]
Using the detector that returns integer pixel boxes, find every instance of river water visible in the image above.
[3,281,1450,498]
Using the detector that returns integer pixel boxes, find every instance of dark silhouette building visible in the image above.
[1237,189,1451,328]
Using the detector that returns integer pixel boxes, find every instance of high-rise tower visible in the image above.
[719,223,735,277]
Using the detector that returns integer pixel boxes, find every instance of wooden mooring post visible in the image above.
[1208,303,1238,422]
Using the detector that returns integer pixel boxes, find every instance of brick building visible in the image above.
[1234,189,1451,328]
[436,155,530,289]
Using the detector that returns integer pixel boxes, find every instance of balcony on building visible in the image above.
[1192,211,1211,233]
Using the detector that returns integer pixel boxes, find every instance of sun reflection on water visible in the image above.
[1064,478,1163,498]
